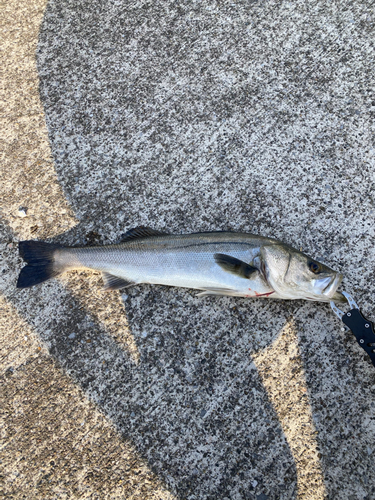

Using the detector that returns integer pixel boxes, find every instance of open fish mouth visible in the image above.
[322,273,343,297]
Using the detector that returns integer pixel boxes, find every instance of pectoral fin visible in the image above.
[214,253,257,279]
[102,272,135,291]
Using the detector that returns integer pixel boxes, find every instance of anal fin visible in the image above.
[102,272,135,291]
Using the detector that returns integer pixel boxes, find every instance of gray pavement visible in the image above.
[1,0,375,498]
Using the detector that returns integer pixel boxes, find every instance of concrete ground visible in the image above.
[1,0,375,498]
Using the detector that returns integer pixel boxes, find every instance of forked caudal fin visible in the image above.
[17,241,63,288]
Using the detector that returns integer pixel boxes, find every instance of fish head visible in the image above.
[259,243,344,302]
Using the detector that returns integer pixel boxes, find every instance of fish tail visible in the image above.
[17,241,64,288]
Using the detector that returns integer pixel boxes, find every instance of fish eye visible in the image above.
[309,261,321,274]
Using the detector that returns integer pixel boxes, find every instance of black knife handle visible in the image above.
[342,309,375,366]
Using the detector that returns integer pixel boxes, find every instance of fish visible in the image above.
[16,226,345,302]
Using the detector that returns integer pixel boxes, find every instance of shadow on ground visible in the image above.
[3,219,299,499]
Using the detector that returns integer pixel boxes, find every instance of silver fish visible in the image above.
[17,227,344,302]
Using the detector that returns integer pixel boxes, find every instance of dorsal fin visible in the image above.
[120,226,168,242]
[214,253,258,279]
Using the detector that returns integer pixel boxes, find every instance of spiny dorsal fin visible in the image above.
[214,253,257,279]
[120,226,168,242]
[102,272,135,291]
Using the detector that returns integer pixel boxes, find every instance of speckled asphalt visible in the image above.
[1,0,375,498]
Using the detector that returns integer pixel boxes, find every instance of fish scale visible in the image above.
[62,232,274,296]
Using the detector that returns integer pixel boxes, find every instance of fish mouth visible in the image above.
[322,273,343,297]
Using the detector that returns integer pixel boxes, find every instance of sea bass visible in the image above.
[17,227,344,302]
